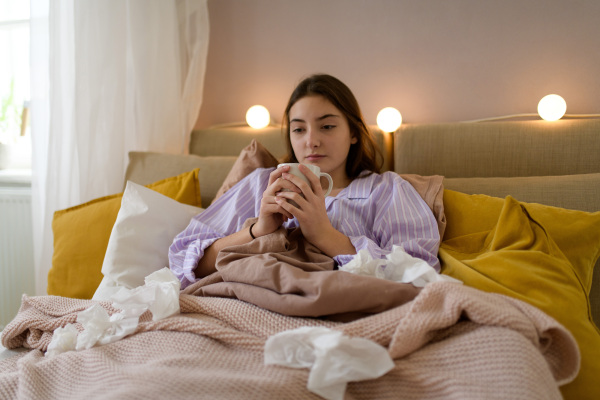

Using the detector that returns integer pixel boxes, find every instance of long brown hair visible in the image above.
[281,74,382,178]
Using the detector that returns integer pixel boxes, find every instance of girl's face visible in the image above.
[288,95,357,188]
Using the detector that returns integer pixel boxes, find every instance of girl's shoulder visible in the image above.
[346,170,405,199]
[236,166,275,185]
[361,170,406,186]
[214,167,274,202]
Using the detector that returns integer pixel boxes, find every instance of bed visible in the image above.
[1,119,599,400]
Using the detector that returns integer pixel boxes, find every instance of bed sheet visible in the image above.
[0,281,578,400]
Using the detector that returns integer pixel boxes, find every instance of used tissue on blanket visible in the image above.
[44,324,79,357]
[340,245,461,287]
[111,267,181,322]
[46,267,180,356]
[265,326,394,400]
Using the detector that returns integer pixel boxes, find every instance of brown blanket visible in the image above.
[183,221,422,319]
[0,282,578,400]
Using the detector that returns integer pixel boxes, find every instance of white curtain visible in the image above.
[30,0,209,295]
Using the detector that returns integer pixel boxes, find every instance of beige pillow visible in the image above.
[443,173,600,213]
[211,139,279,204]
[125,151,237,208]
[400,174,446,238]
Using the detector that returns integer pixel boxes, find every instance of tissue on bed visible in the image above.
[45,324,79,357]
[265,326,394,400]
[46,268,180,356]
[111,267,181,321]
[340,245,461,287]
[74,303,141,350]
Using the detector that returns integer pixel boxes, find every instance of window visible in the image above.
[0,0,31,169]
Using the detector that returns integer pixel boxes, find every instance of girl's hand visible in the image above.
[252,164,301,237]
[274,164,335,246]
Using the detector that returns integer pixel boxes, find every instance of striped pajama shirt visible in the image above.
[169,168,440,289]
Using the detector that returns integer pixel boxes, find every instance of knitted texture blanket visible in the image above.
[0,281,579,400]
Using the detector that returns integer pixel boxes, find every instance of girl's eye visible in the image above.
[291,127,304,134]
[322,125,336,130]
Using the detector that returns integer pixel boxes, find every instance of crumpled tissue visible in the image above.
[265,326,394,400]
[44,323,79,357]
[339,245,461,287]
[46,267,180,356]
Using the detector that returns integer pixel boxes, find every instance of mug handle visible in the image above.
[320,173,333,197]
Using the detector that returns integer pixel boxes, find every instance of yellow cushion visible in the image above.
[440,190,600,400]
[48,169,202,299]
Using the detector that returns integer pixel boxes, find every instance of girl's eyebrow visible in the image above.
[317,114,340,121]
[290,114,340,124]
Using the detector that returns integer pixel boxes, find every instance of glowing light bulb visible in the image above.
[376,107,402,133]
[246,105,270,129]
[537,94,566,121]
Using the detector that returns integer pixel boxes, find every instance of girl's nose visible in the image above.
[306,128,320,148]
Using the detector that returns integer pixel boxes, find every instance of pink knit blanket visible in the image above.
[0,282,579,400]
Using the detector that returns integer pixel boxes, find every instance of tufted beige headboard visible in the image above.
[394,119,600,212]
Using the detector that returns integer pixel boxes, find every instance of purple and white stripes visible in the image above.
[169,168,440,289]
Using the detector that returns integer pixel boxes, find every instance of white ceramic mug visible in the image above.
[278,163,334,197]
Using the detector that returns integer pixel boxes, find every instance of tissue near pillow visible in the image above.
[49,169,202,299]
[100,182,203,291]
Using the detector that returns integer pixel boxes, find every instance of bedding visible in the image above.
[0,282,578,400]
[1,120,599,400]
[440,192,600,398]
[184,218,423,319]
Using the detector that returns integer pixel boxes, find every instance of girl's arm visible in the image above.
[169,169,269,288]
[169,165,304,287]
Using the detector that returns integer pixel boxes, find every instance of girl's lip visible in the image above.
[305,154,324,161]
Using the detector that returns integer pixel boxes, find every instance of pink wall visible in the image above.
[195,0,600,128]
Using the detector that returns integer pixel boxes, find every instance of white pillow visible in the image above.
[92,181,202,300]
[92,275,122,301]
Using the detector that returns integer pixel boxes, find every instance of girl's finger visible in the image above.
[276,177,303,193]
[272,198,294,219]
[267,164,290,185]
[298,165,323,195]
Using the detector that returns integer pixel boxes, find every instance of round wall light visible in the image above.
[537,94,567,121]
[376,107,403,133]
[246,105,271,129]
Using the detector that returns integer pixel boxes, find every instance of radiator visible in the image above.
[0,186,35,331]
